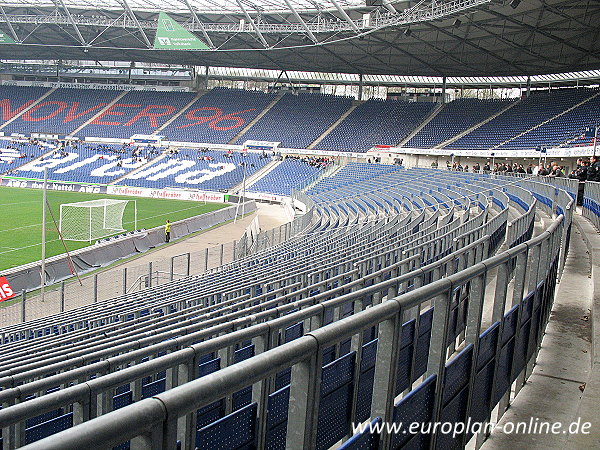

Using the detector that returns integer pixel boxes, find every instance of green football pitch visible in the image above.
[0,186,228,272]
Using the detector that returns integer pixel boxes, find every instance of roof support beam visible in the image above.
[0,6,19,43]
[283,0,318,43]
[381,0,397,15]
[180,0,214,48]
[425,22,526,74]
[53,0,87,46]
[118,0,152,48]
[485,8,592,57]
[329,0,361,33]
[235,0,269,48]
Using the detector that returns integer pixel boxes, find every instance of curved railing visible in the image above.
[0,167,574,450]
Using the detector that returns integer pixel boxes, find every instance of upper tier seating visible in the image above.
[565,135,597,147]
[0,138,54,174]
[0,85,51,129]
[0,85,596,152]
[78,91,197,138]
[403,98,515,149]
[239,92,353,149]
[161,87,277,144]
[248,157,326,196]
[2,88,121,136]
[117,148,270,191]
[315,98,436,152]
[14,143,158,184]
[446,88,597,151]
[494,89,600,150]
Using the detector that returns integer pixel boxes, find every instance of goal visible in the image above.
[59,199,133,242]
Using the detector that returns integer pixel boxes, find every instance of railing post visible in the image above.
[186,252,191,276]
[370,304,403,449]
[170,256,175,281]
[219,244,224,266]
[461,272,487,448]
[122,267,127,294]
[60,281,65,312]
[427,285,453,450]
[93,274,98,303]
[21,289,26,323]
[148,262,153,288]
[495,249,529,424]
[286,350,322,449]
[252,332,271,450]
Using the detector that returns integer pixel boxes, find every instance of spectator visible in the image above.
[588,155,600,182]
[548,165,564,177]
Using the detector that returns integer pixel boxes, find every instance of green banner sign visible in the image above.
[153,12,209,50]
[0,31,15,44]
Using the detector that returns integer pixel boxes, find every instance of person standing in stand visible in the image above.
[165,220,172,243]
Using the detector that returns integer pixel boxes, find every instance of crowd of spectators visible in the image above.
[568,156,600,182]
[568,156,600,205]
[446,160,569,178]
[284,154,334,168]
[0,137,52,174]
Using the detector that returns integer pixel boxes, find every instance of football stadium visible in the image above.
[0,0,599,449]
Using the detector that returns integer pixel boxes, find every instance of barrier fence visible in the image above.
[583,180,600,232]
[20,213,565,450]
[0,167,575,450]
[0,236,242,327]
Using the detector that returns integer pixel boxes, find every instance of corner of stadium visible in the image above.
[0,0,599,449]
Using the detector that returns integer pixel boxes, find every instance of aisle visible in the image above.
[481,216,592,449]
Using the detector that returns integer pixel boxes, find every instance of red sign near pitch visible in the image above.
[0,276,16,302]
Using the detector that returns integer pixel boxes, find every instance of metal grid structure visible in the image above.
[0,0,598,76]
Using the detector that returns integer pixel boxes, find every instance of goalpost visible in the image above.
[59,199,136,242]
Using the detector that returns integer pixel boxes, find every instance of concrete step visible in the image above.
[438,99,520,148]
[307,100,362,150]
[71,90,129,136]
[489,91,600,151]
[153,91,206,135]
[0,88,56,131]
[229,92,285,145]
[398,102,445,147]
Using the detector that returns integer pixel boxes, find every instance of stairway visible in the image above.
[109,152,168,185]
[489,91,600,151]
[229,92,285,145]
[398,102,445,147]
[0,88,56,130]
[300,161,342,193]
[152,91,206,136]
[437,99,521,148]
[230,159,281,193]
[307,100,362,150]
[70,91,129,136]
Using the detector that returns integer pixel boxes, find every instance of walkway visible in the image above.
[481,213,596,449]
[0,202,291,327]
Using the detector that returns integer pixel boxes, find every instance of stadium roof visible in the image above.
[0,0,598,77]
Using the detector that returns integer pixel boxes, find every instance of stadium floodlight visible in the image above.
[59,199,134,242]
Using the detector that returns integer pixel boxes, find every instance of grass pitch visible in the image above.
[0,186,228,272]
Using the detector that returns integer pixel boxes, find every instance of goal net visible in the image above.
[59,199,130,242]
